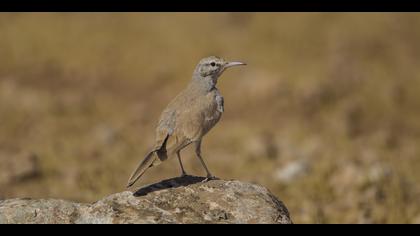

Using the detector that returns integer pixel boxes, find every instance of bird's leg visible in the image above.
[194,141,217,182]
[177,151,188,177]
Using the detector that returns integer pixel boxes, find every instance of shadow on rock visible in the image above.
[133,175,206,197]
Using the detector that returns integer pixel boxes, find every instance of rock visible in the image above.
[0,176,292,224]
[273,159,310,184]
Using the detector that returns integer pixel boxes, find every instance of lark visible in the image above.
[127,56,246,187]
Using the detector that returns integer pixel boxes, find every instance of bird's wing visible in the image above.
[127,93,189,188]
[154,109,176,148]
[154,102,195,157]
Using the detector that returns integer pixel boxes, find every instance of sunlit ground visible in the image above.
[0,13,420,223]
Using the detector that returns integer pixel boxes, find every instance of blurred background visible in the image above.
[0,13,420,223]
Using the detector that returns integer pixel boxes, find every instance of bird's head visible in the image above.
[193,56,246,87]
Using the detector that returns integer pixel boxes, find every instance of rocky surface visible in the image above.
[0,176,291,224]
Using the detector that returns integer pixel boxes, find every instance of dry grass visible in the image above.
[1,13,420,223]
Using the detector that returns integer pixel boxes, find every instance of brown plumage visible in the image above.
[127,56,246,188]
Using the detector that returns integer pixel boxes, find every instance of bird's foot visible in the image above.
[201,175,219,183]
[180,172,190,178]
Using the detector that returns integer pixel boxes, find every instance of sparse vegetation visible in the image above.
[0,13,419,223]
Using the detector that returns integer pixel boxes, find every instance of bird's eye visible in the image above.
[210,62,216,67]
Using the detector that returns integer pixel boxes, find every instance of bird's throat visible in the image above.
[190,75,218,93]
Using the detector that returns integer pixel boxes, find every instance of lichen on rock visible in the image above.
[0,176,292,224]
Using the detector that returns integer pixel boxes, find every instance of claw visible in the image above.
[201,176,219,182]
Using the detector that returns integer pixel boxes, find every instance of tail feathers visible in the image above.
[127,150,158,188]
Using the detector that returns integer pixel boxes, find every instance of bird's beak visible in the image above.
[224,61,247,69]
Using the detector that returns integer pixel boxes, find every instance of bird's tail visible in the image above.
[126,150,158,188]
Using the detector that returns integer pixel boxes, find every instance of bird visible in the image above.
[127,56,246,188]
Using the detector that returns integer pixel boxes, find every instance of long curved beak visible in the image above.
[224,61,247,69]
